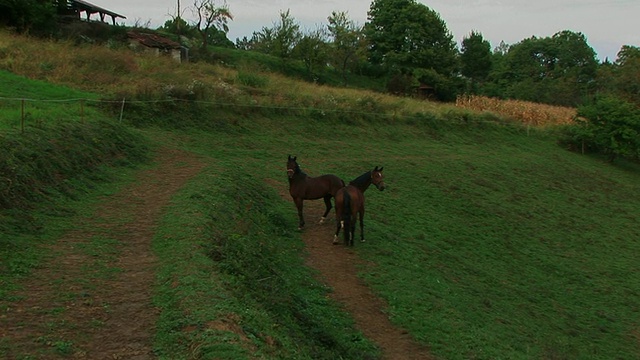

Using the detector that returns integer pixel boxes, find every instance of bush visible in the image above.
[562,96,640,162]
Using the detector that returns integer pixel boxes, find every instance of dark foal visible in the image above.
[333,166,386,245]
[287,155,345,230]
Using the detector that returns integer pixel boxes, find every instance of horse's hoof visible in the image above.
[319,217,325,224]
[361,239,366,242]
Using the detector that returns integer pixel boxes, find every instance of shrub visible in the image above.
[562,96,640,162]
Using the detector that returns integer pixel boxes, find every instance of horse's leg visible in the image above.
[333,219,341,244]
[349,215,356,246]
[320,195,332,224]
[359,209,365,243]
[295,198,305,229]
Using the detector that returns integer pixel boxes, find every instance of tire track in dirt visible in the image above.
[294,200,434,360]
[0,148,205,359]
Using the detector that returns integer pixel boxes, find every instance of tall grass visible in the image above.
[0,30,463,128]
[457,95,577,126]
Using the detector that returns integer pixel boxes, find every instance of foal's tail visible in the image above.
[342,190,352,245]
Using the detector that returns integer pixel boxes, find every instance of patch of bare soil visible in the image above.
[285,199,434,360]
[0,148,205,359]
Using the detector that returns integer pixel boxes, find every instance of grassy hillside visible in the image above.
[1,30,639,359]
[171,114,639,359]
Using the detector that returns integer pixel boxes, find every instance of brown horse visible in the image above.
[287,155,345,230]
[333,166,386,246]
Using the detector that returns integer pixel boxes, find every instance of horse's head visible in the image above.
[371,166,386,191]
[287,155,298,178]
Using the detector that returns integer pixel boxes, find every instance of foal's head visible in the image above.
[371,166,386,191]
[287,155,299,179]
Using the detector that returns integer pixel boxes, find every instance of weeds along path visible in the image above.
[299,200,434,360]
[1,148,205,359]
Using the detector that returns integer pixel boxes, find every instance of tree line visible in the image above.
[2,0,638,107]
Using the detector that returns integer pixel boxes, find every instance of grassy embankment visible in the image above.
[1,30,639,359]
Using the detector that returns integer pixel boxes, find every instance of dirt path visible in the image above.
[0,148,205,359]
[299,201,433,360]
[2,148,431,359]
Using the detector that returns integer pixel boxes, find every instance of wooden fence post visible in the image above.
[119,98,125,123]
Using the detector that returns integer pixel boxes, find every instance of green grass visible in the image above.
[1,32,639,359]
[151,131,379,358]
[210,46,386,91]
[0,157,148,359]
[0,70,105,130]
[157,113,640,359]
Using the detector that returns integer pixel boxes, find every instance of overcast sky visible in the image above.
[104,0,638,62]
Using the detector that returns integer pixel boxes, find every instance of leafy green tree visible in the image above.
[294,28,329,80]
[492,30,597,106]
[613,45,640,105]
[327,11,365,86]
[160,17,197,38]
[364,0,457,76]
[0,0,59,35]
[246,9,301,60]
[460,31,492,92]
[565,96,640,162]
[193,0,233,49]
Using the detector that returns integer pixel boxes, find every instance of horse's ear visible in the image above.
[293,156,297,161]
[374,166,379,171]
[379,166,383,171]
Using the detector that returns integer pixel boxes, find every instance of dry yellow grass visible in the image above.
[456,95,576,127]
[0,30,455,120]
[1,30,572,128]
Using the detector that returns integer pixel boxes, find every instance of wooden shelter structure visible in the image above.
[66,0,126,25]
[127,31,185,63]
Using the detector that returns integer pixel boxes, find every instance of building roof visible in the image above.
[71,0,126,20]
[127,31,182,50]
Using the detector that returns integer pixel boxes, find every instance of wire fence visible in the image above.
[0,96,115,132]
[0,94,525,135]
[0,95,394,132]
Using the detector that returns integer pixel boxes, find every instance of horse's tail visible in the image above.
[342,190,351,245]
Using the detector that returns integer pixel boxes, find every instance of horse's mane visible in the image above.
[293,162,306,176]
[349,170,371,187]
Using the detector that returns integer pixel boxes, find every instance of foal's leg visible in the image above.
[295,198,305,229]
[320,195,332,224]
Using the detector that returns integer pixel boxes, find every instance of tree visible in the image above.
[0,0,59,35]
[160,17,196,38]
[566,96,640,162]
[294,28,329,80]
[193,0,232,49]
[613,45,640,105]
[327,11,365,86]
[364,0,457,76]
[460,31,492,92]
[492,30,598,106]
[246,9,301,60]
